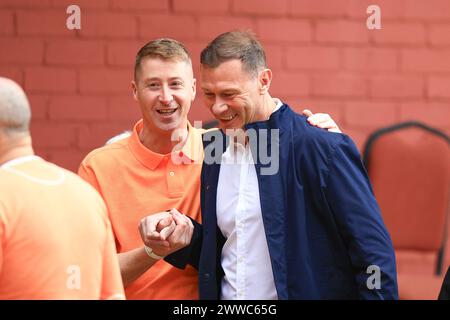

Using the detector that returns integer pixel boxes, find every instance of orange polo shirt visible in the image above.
[78,120,204,300]
[0,156,125,299]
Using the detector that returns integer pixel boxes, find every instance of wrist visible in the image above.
[144,245,164,260]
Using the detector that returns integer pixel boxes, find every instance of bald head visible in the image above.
[0,77,31,136]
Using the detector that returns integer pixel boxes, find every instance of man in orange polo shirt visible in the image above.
[78,38,341,300]
[0,77,125,299]
[78,39,204,300]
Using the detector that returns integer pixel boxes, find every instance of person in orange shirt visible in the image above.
[78,38,341,300]
[79,39,205,300]
[0,77,125,300]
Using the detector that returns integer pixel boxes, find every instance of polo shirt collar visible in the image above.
[128,119,202,170]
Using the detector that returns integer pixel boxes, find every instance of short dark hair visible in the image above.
[200,30,267,77]
[134,38,192,80]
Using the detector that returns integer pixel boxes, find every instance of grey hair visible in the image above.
[200,30,267,78]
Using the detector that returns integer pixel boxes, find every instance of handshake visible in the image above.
[138,208,194,259]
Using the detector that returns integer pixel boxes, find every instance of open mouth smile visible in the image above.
[156,108,178,116]
[219,113,237,121]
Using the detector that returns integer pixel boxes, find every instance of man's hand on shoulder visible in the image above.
[302,109,342,133]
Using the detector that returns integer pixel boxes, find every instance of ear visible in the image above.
[191,78,197,102]
[259,68,272,95]
[131,80,138,101]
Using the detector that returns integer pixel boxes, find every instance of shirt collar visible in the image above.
[244,98,286,131]
[128,119,203,170]
[0,155,41,169]
[272,98,283,115]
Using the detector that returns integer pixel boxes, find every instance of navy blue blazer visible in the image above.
[166,104,398,299]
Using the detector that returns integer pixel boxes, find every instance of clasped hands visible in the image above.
[138,208,194,259]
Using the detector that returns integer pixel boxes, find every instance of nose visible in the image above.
[159,85,173,105]
[211,98,228,116]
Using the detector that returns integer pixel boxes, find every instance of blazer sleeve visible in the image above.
[164,217,203,270]
[322,134,398,299]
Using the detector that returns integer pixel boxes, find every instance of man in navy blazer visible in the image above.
[159,31,398,299]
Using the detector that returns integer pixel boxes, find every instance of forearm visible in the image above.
[118,247,159,288]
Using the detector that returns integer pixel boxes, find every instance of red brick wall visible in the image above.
[1,0,449,171]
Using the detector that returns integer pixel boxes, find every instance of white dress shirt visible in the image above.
[216,99,282,300]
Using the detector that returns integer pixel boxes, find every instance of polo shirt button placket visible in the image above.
[166,157,183,197]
